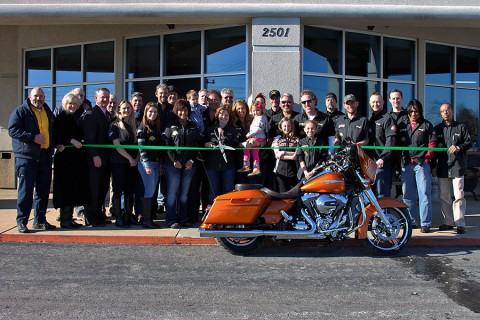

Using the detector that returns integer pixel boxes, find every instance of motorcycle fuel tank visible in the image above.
[300,171,346,193]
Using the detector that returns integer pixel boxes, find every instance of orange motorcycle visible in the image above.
[199,144,412,255]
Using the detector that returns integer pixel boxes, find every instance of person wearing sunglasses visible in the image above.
[293,89,334,142]
[397,99,436,233]
[268,93,299,139]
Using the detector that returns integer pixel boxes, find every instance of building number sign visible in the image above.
[262,27,291,38]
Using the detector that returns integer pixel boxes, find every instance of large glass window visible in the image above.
[26,49,51,87]
[54,46,81,84]
[426,43,453,85]
[303,27,415,116]
[383,37,415,81]
[85,41,115,82]
[304,27,342,75]
[457,48,480,88]
[205,26,246,74]
[164,31,201,76]
[425,43,480,139]
[126,36,160,79]
[24,40,114,110]
[345,32,380,78]
[125,26,247,101]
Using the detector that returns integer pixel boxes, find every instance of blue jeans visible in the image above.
[374,167,392,198]
[14,151,52,226]
[164,164,196,225]
[206,168,236,204]
[138,162,160,198]
[402,162,432,227]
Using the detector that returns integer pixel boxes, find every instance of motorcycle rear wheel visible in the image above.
[365,207,412,255]
[216,236,265,255]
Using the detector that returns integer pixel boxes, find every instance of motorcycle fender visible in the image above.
[355,197,408,239]
[203,189,270,224]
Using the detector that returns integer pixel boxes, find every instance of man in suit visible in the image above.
[8,87,56,233]
[82,87,112,226]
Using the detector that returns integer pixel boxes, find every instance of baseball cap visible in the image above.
[325,92,337,101]
[168,85,179,93]
[269,90,280,98]
[344,94,357,103]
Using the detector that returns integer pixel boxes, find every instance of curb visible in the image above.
[1,234,479,247]
[0,234,216,245]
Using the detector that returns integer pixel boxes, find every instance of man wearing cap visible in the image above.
[334,94,369,146]
[167,85,179,106]
[293,89,334,142]
[325,92,344,123]
[368,92,396,198]
[266,90,281,120]
[131,92,144,126]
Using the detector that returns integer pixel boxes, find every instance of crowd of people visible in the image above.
[8,85,472,235]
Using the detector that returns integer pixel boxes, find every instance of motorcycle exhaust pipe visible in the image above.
[199,209,317,239]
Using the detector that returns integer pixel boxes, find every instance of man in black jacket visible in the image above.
[82,87,112,226]
[368,92,396,198]
[433,103,472,234]
[8,87,56,233]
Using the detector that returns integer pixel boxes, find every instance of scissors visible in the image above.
[212,128,235,162]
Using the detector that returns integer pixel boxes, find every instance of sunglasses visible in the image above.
[301,99,313,105]
[281,101,292,104]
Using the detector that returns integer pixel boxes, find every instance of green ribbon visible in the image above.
[66,144,449,152]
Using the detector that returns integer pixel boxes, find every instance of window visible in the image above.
[426,43,453,85]
[126,36,160,80]
[24,41,114,109]
[125,26,247,102]
[345,32,380,78]
[303,26,415,116]
[425,42,480,144]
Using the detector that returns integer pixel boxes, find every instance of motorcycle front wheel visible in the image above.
[216,236,265,255]
[365,207,412,255]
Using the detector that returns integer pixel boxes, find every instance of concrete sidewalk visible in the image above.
[1,189,479,247]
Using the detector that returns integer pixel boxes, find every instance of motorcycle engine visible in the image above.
[301,193,348,231]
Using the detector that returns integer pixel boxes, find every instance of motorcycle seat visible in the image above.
[235,184,264,191]
[260,182,302,199]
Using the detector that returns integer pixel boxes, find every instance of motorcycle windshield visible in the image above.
[357,145,377,184]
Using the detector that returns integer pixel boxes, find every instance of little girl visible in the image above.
[272,117,299,192]
[239,101,268,176]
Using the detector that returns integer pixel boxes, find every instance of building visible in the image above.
[1,1,479,184]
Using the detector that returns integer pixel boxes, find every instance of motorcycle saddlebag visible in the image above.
[204,189,269,224]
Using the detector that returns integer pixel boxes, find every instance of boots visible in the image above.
[124,195,141,226]
[113,198,129,228]
[142,197,160,229]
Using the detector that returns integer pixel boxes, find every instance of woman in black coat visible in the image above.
[53,93,89,228]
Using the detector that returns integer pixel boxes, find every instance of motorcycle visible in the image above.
[199,143,411,255]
